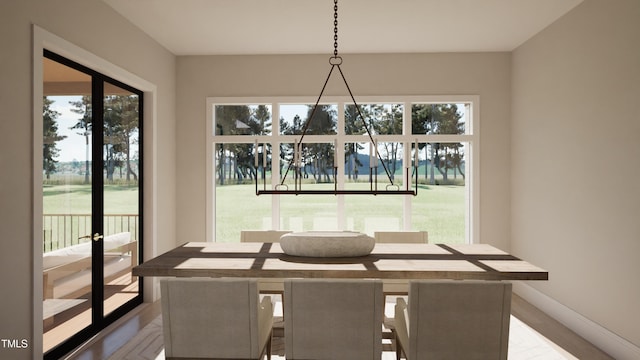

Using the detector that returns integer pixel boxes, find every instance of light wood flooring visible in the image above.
[44,276,139,353]
[60,294,614,360]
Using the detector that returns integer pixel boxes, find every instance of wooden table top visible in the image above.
[133,242,547,281]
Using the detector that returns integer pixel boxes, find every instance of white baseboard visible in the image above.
[513,282,640,360]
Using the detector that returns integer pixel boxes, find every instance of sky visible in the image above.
[50,96,91,163]
[49,98,465,163]
[227,102,467,162]
[48,95,139,163]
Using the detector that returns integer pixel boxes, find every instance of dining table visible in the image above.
[132,242,548,281]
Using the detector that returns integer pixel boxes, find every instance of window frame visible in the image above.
[206,95,479,243]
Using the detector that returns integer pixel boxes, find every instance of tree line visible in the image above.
[42,95,140,183]
[215,103,465,185]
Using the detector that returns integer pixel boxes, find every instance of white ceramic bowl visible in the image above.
[279,231,375,257]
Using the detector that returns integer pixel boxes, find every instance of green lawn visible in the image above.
[216,182,466,244]
[43,184,139,214]
[43,181,466,245]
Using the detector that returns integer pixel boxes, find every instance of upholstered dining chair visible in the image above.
[240,230,291,294]
[394,280,512,360]
[240,230,291,295]
[284,278,384,360]
[241,230,292,243]
[160,278,274,360]
[374,231,428,296]
[373,231,429,351]
[240,230,289,327]
[240,231,290,294]
[373,231,428,244]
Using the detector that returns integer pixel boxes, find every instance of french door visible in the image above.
[42,50,143,359]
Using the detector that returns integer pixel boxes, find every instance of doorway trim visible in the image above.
[32,25,158,359]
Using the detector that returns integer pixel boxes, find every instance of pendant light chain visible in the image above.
[333,0,339,57]
[258,0,417,195]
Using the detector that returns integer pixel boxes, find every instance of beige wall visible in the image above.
[512,0,640,348]
[0,1,176,359]
[176,53,512,249]
[6,0,637,358]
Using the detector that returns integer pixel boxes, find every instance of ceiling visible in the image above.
[103,0,582,56]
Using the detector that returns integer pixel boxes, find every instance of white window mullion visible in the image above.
[336,102,346,229]
[206,99,215,241]
[271,102,281,230]
[403,102,412,230]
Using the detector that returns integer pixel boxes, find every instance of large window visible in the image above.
[207,96,478,244]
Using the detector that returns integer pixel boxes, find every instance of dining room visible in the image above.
[67,232,610,359]
[2,0,639,359]
[132,234,550,359]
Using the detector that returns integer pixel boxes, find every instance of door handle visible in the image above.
[92,233,104,241]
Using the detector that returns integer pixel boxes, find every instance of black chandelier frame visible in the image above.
[255,0,418,196]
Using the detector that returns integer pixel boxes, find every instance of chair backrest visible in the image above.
[407,280,512,360]
[374,231,428,243]
[241,230,291,243]
[160,278,265,359]
[284,278,383,360]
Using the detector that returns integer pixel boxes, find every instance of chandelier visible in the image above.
[256,0,417,196]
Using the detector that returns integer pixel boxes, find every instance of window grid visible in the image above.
[206,96,479,244]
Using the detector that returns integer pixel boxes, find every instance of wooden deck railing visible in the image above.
[43,214,139,253]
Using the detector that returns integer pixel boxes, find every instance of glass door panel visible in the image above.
[42,57,93,353]
[102,82,140,316]
[42,51,143,359]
